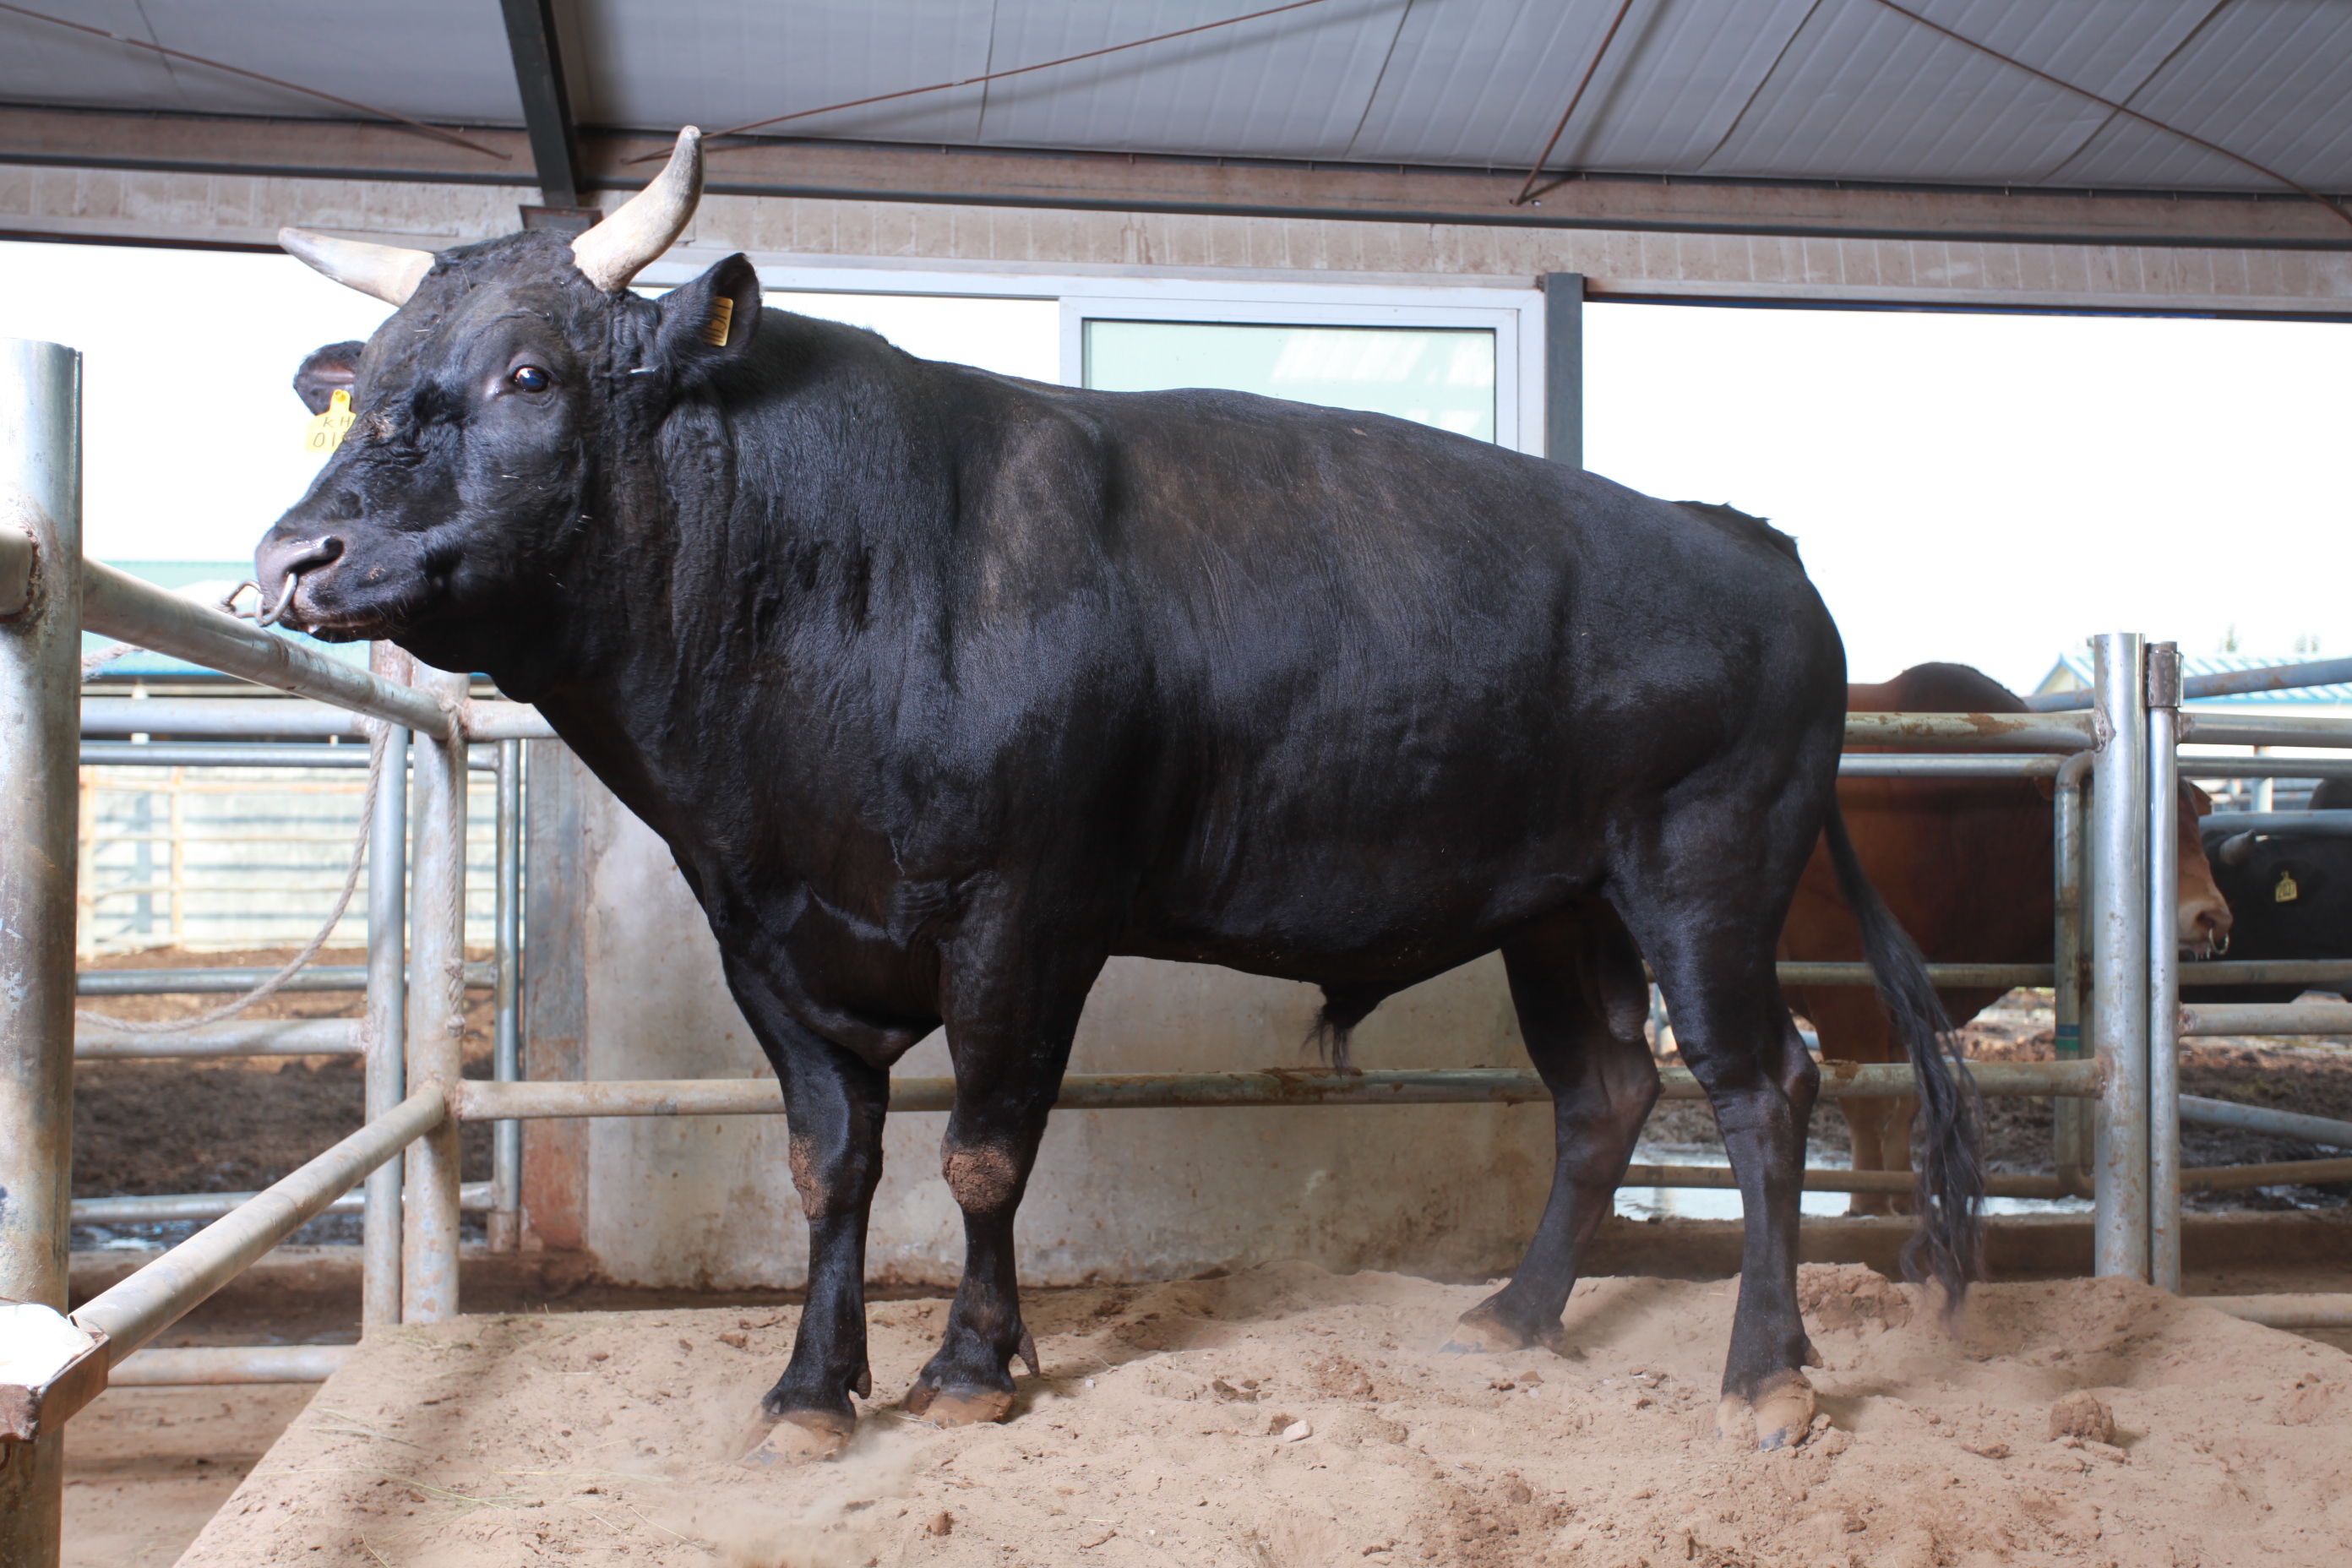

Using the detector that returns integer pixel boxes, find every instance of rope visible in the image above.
[74,722,389,1036]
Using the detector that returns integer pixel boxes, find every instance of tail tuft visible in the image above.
[1821,802,1985,1314]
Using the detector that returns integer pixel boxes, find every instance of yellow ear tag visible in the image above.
[2277,870,2300,903]
[302,389,356,456]
[700,295,735,348]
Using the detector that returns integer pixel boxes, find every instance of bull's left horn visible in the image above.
[570,126,703,293]
[278,228,434,306]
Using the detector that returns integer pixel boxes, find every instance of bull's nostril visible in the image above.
[286,536,346,574]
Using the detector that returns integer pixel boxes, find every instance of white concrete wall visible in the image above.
[574,781,1559,1290]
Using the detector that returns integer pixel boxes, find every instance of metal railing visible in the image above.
[8,334,2352,1560]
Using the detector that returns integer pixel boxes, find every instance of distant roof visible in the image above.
[2036,653,2352,706]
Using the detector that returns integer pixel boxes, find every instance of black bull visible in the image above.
[257,228,1980,1454]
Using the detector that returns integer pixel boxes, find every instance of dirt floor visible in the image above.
[142,1262,2352,1568]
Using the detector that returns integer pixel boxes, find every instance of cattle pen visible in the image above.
[7,338,2352,1559]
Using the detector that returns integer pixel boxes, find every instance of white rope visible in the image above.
[74,722,389,1035]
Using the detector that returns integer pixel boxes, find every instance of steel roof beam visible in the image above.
[2,107,2348,253]
[497,0,581,211]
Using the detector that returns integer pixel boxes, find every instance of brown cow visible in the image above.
[1779,663,2232,1213]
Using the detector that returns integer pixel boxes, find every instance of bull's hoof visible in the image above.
[738,1407,854,1465]
[906,1381,1015,1427]
[1715,1371,1817,1451]
[1440,1304,1559,1356]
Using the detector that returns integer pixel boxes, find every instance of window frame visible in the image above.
[634,256,1547,455]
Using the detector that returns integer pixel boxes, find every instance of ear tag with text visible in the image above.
[701,296,735,347]
[2276,870,2300,903]
[302,389,355,456]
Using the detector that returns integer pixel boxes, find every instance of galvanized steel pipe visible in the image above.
[0,336,80,1568]
[2180,1095,2352,1150]
[2197,810,2352,839]
[2148,644,2184,1292]
[1838,754,2065,778]
[2180,712,2352,749]
[2091,632,2151,1282]
[2195,1293,2352,1328]
[2053,751,2093,1197]
[74,1019,360,1059]
[71,1087,444,1365]
[489,739,523,1253]
[2180,1157,2352,1193]
[1842,710,2095,753]
[72,1181,491,1226]
[80,694,549,741]
[1620,1165,2066,1199]
[364,689,408,1333]
[79,740,497,770]
[402,665,470,1323]
[79,561,449,736]
[454,1059,2100,1121]
[2179,1002,2352,1036]
[78,962,493,995]
[107,1344,351,1386]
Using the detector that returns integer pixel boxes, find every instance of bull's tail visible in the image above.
[1821,799,1985,1309]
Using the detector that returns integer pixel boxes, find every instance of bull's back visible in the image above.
[956,378,1849,966]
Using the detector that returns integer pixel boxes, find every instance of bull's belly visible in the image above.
[1118,858,1594,986]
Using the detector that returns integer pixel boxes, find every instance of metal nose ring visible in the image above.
[258,572,301,629]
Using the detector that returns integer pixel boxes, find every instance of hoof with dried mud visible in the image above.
[738,1408,854,1465]
[906,1382,1015,1426]
[1716,1371,1816,1451]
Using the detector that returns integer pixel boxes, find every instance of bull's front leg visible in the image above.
[742,997,892,1456]
[908,946,1099,1425]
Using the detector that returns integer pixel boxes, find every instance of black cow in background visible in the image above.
[255,129,1980,1457]
[2188,778,2352,1005]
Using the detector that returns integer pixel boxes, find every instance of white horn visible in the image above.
[278,227,433,306]
[571,126,704,293]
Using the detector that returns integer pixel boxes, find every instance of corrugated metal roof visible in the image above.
[1,0,2344,195]
[2039,653,2352,705]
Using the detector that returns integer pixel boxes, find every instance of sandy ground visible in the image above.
[164,1262,2352,1568]
[60,1383,315,1568]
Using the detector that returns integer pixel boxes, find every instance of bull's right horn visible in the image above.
[278,227,434,307]
[570,126,704,293]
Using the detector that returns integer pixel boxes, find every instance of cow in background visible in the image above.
[1781,663,2233,1212]
[2188,778,2352,1005]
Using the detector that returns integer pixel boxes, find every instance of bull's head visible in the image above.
[254,128,760,688]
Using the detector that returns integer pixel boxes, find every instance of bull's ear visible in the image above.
[2187,781,2216,818]
[293,340,365,414]
[655,253,760,377]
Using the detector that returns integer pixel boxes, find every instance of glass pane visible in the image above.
[1084,320,1495,442]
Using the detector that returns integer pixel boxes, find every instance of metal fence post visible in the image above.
[0,338,81,1568]
[362,642,410,1331]
[402,664,468,1321]
[2052,749,2094,1196]
[489,738,523,1252]
[2091,632,2151,1280]
[2147,643,2184,1292]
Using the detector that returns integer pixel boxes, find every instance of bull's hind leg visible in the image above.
[908,937,1103,1426]
[1643,931,1821,1447]
[1449,905,1658,1353]
[1612,814,1827,1450]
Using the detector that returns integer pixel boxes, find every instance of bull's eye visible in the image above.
[510,365,552,392]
